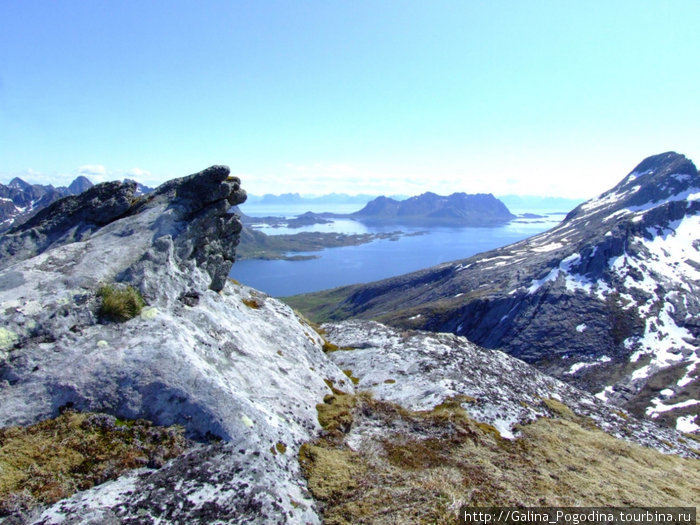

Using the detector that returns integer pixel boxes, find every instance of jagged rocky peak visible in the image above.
[566,151,698,222]
[67,175,93,195]
[0,165,246,291]
[615,151,697,198]
[8,177,33,191]
[1,175,96,234]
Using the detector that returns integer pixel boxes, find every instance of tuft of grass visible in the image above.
[613,409,629,420]
[298,443,367,506]
[542,397,575,419]
[317,393,357,436]
[322,340,340,353]
[684,432,700,444]
[98,284,145,322]
[0,411,189,517]
[342,369,360,385]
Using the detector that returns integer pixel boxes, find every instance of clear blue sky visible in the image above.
[1,1,699,198]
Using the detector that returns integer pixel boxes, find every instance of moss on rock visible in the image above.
[0,411,189,517]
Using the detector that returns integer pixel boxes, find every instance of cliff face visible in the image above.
[289,152,700,431]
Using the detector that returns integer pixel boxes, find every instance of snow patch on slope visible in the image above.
[321,321,696,454]
[527,253,609,297]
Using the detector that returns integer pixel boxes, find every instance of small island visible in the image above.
[350,191,516,225]
[236,227,425,260]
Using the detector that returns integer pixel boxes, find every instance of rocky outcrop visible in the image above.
[0,165,246,291]
[322,320,697,455]
[0,180,139,267]
[289,152,700,432]
[0,166,356,523]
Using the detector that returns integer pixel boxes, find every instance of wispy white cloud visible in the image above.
[124,168,152,180]
[1,154,622,200]
[237,163,431,197]
[0,168,59,186]
[77,165,108,182]
[236,155,625,199]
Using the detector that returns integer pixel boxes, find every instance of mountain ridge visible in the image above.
[0,176,98,234]
[287,151,700,432]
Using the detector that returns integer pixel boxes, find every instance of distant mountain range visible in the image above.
[287,151,700,432]
[245,192,583,213]
[246,191,519,227]
[245,192,387,206]
[0,176,94,233]
[0,177,154,233]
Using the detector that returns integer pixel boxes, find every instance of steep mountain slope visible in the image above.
[0,177,95,233]
[288,152,700,431]
[352,191,516,225]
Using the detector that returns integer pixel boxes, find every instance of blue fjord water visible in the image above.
[230,207,563,297]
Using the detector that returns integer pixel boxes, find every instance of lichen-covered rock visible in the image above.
[0,167,352,523]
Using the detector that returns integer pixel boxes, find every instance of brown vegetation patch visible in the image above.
[241,297,263,309]
[301,392,700,524]
[0,411,189,517]
[342,369,360,385]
